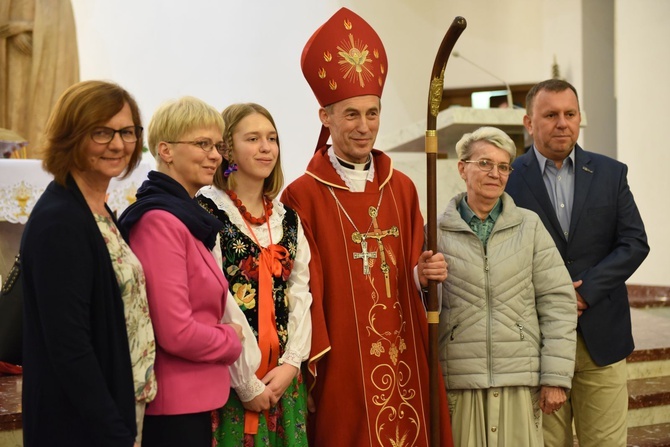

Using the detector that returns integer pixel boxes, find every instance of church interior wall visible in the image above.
[61,0,669,286]
[614,0,670,286]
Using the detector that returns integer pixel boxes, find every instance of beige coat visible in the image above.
[437,192,577,391]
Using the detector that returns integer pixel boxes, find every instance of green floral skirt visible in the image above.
[212,375,308,447]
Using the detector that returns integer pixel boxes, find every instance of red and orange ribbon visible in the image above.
[243,244,289,434]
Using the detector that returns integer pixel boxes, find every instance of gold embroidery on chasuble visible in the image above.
[331,188,422,446]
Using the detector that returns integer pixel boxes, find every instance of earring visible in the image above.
[223,163,238,178]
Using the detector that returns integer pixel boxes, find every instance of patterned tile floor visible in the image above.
[2,296,669,445]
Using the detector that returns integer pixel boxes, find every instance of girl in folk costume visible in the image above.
[197,103,312,446]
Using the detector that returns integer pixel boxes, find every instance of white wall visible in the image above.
[68,0,667,286]
[70,0,342,184]
[615,0,670,285]
[69,0,584,184]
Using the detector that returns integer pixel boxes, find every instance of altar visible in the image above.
[0,157,153,223]
[0,156,154,278]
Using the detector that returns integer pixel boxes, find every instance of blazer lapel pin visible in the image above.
[582,166,594,173]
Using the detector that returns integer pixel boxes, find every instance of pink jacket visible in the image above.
[129,210,242,415]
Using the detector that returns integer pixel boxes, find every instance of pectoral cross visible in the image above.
[353,239,377,275]
[352,206,399,297]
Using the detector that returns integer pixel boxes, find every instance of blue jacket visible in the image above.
[505,145,649,366]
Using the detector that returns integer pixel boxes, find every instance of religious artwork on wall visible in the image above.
[0,0,80,159]
[0,128,28,158]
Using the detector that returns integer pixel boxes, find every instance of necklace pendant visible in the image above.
[353,239,377,275]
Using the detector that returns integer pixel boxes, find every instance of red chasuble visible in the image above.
[281,147,453,447]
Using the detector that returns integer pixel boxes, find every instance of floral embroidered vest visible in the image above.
[203,200,298,354]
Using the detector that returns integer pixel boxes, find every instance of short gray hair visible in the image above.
[456,126,516,162]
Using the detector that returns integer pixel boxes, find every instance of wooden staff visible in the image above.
[425,16,467,447]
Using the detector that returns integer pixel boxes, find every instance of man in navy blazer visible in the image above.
[505,79,649,447]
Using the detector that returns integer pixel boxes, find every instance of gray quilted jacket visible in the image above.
[437,192,577,390]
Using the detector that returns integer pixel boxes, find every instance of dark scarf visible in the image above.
[118,170,223,249]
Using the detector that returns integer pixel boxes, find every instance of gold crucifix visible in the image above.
[351,206,399,297]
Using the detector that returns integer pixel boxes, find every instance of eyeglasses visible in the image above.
[91,126,143,144]
[462,159,514,175]
[167,139,225,154]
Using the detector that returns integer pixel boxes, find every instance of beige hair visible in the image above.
[147,96,225,163]
[456,126,516,162]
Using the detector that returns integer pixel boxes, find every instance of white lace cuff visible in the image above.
[280,349,303,369]
[233,376,265,402]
